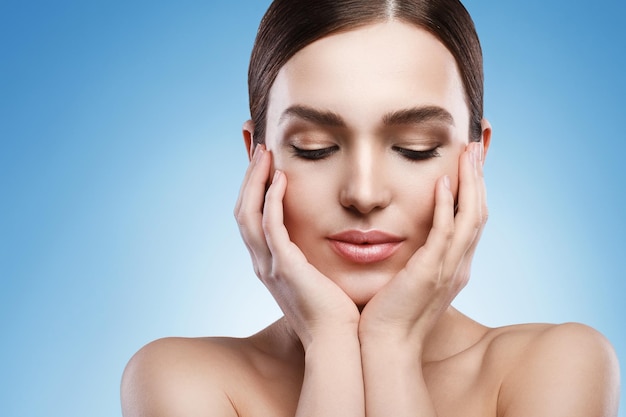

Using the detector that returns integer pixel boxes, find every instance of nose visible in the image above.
[339,149,391,214]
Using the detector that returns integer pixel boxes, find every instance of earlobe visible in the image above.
[242,120,255,161]
[480,118,492,163]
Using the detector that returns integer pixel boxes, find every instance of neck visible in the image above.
[421,307,489,364]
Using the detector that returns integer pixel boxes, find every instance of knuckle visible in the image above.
[261,220,273,243]
[427,275,442,291]
[468,208,484,231]
[433,220,454,241]
[442,223,455,241]
[457,273,470,290]
[253,264,262,279]
[260,213,270,230]
[271,261,288,281]
[236,208,262,233]
[263,269,281,286]
[234,209,247,227]
[482,206,490,225]
[233,196,242,216]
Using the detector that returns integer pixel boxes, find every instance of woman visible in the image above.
[121,1,620,416]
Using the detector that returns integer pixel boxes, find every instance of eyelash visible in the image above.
[290,145,338,160]
[392,146,441,161]
[290,145,441,161]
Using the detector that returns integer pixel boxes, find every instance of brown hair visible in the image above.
[248,0,483,143]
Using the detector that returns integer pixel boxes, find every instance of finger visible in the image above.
[262,170,307,270]
[441,142,487,280]
[233,145,273,273]
[402,174,455,275]
[234,144,265,215]
[460,141,488,256]
[261,170,324,310]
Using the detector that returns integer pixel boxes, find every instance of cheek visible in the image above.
[399,156,461,236]
[281,170,329,242]
[399,174,438,233]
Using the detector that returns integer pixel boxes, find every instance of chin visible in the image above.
[328,267,393,309]
[345,288,377,310]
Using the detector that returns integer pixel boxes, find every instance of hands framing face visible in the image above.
[234,140,487,350]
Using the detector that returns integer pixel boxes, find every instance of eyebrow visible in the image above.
[279,105,345,127]
[382,106,455,127]
[279,104,455,128]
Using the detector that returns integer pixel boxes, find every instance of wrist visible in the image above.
[301,323,360,353]
[359,329,424,364]
[360,335,423,370]
[303,328,361,357]
[358,313,433,350]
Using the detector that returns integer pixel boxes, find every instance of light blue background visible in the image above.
[1,1,624,416]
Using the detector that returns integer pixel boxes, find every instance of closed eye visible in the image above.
[290,145,339,160]
[393,146,441,161]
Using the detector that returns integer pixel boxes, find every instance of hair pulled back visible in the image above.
[248,0,483,143]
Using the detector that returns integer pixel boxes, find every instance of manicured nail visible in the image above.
[443,175,451,190]
[272,169,281,183]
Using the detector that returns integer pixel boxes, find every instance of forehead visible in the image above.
[267,21,468,131]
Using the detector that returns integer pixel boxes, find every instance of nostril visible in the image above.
[339,161,392,213]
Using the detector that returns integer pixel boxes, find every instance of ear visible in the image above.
[242,120,255,161]
[480,118,492,164]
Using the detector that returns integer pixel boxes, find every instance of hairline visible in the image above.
[250,2,483,144]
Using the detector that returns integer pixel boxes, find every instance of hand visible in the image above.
[359,141,488,347]
[234,145,360,348]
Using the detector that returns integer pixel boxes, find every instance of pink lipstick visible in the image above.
[327,230,403,264]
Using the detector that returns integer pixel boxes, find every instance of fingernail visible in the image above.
[478,141,484,163]
[253,144,265,162]
[443,175,451,190]
[272,169,281,183]
[471,143,479,167]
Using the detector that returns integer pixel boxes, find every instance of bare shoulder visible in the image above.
[121,336,245,417]
[121,320,303,417]
[483,322,620,417]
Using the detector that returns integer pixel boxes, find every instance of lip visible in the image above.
[327,230,404,264]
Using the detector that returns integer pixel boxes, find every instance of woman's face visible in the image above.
[260,21,475,307]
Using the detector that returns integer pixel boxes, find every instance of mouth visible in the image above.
[327,230,404,264]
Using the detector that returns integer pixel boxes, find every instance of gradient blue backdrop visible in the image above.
[1,1,624,416]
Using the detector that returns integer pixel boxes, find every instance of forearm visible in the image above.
[361,338,437,417]
[296,331,365,417]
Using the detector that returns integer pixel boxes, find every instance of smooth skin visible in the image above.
[121,22,620,417]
